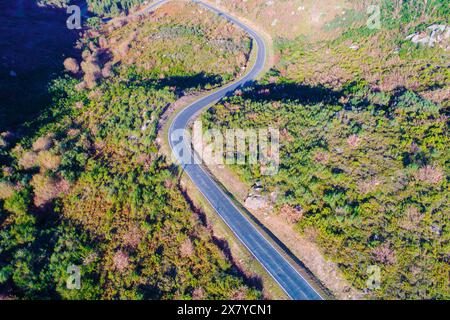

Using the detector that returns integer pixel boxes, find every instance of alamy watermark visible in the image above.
[366,5,381,30]
[66,264,81,290]
[66,5,81,30]
[366,265,381,290]
[171,120,280,176]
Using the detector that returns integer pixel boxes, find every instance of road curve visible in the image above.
[164,0,323,300]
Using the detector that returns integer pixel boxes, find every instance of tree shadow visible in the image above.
[151,72,225,94]
[239,82,344,105]
[0,1,80,131]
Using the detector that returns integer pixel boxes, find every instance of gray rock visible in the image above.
[405,24,450,49]
[245,195,270,211]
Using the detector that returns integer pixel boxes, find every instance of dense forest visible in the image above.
[0,1,258,299]
[201,0,449,299]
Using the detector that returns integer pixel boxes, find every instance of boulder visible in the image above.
[405,24,450,50]
[244,195,270,211]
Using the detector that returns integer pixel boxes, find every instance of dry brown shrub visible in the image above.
[31,174,69,207]
[67,128,80,137]
[102,62,113,78]
[371,243,396,265]
[192,287,206,300]
[122,225,144,249]
[420,87,450,105]
[164,179,174,189]
[18,151,39,170]
[88,30,100,39]
[310,65,352,89]
[81,59,101,74]
[81,50,91,60]
[378,68,419,92]
[117,41,130,58]
[37,151,61,171]
[32,136,53,152]
[84,73,99,89]
[415,165,444,184]
[279,205,304,224]
[230,287,248,300]
[113,19,127,29]
[113,250,130,272]
[63,57,80,74]
[180,238,194,258]
[93,140,106,151]
[347,134,361,149]
[313,151,330,164]
[75,81,87,91]
[0,137,7,148]
[88,41,97,52]
[0,181,15,200]
[400,206,424,231]
[75,101,84,109]
[81,59,102,88]
[1,131,14,140]
[357,178,382,194]
[98,36,108,48]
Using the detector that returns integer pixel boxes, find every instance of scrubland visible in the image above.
[0,1,257,299]
[201,0,449,299]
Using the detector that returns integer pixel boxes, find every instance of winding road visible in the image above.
[155,0,323,300]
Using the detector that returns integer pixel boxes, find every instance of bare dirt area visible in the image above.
[0,0,80,130]
[205,164,365,300]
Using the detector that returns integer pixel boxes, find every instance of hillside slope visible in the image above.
[201,0,449,299]
[0,1,259,299]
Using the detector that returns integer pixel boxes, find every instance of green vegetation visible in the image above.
[2,0,448,300]
[202,0,449,299]
[87,0,147,16]
[37,0,71,8]
[0,1,257,299]
[103,1,251,84]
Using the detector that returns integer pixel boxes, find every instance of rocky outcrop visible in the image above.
[244,195,271,211]
[405,24,450,50]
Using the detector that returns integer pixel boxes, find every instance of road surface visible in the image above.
[160,0,323,300]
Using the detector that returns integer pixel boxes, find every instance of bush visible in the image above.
[37,151,61,171]
[32,136,53,152]
[0,181,15,200]
[415,165,444,184]
[3,190,31,215]
[63,58,80,75]
[395,90,440,113]
[30,174,69,207]
[18,151,39,170]
[81,59,102,89]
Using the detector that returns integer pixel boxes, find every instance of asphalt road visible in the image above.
[161,0,323,300]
